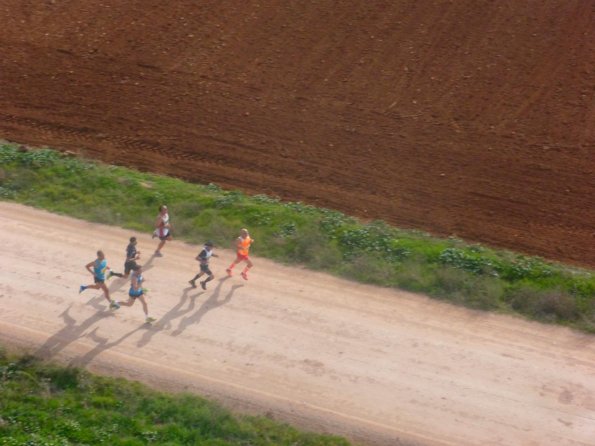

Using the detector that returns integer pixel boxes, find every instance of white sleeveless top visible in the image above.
[155,212,170,238]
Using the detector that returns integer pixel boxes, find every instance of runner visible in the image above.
[109,236,141,279]
[153,204,172,257]
[79,250,120,309]
[117,264,155,323]
[189,241,218,290]
[226,228,254,280]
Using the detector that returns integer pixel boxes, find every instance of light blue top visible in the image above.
[129,272,144,297]
[94,259,107,281]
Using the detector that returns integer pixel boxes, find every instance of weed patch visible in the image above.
[0,353,350,445]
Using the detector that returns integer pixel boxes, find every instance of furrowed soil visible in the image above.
[1,1,594,267]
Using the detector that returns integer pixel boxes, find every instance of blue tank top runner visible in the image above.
[129,272,144,297]
[94,259,108,281]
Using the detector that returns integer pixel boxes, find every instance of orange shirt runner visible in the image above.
[237,235,253,259]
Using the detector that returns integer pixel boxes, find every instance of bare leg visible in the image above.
[155,235,172,255]
[189,272,204,286]
[227,259,240,275]
[138,295,149,317]
[199,273,215,290]
[240,258,254,280]
[98,283,110,302]
[119,298,136,307]
[80,283,104,295]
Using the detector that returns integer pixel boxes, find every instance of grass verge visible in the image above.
[0,348,350,446]
[1,143,594,332]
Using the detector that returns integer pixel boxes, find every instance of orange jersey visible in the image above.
[237,236,252,256]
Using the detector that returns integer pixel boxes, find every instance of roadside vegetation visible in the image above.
[1,142,594,332]
[0,349,350,446]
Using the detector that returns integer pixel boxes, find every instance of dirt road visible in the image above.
[1,202,594,446]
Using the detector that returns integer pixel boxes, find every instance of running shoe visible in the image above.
[154,251,163,257]
[110,300,120,310]
[241,272,248,281]
[79,285,85,294]
[145,316,156,324]
[189,280,196,288]
[226,268,232,277]
[200,281,207,290]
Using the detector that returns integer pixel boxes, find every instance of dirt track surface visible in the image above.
[2,202,595,446]
[1,1,594,268]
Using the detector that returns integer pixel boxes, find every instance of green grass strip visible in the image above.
[0,349,350,446]
[1,143,594,332]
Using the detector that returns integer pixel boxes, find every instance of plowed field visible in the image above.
[1,1,594,267]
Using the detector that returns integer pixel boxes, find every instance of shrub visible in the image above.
[338,253,397,286]
[534,290,579,321]
[506,286,579,322]
[438,247,498,276]
[40,366,80,390]
[394,260,432,292]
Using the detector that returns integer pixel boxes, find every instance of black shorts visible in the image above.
[94,276,105,284]
[124,260,137,274]
[200,263,212,275]
[159,229,173,241]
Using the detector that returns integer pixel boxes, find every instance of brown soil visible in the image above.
[0,1,594,267]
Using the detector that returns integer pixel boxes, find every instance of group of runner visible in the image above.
[78,205,254,324]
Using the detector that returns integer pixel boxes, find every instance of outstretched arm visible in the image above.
[85,261,94,275]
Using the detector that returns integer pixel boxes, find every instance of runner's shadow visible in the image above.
[70,325,144,368]
[142,252,156,270]
[34,303,115,360]
[136,286,204,348]
[171,277,243,337]
[86,294,115,312]
[106,278,128,294]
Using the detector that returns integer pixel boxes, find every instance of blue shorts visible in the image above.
[129,289,144,299]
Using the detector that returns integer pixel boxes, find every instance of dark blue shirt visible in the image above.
[126,243,137,261]
[198,247,213,264]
